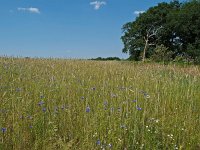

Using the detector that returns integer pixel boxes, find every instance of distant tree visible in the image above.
[90,57,121,61]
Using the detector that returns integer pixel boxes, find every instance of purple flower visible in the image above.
[1,128,6,133]
[42,108,47,112]
[132,100,137,103]
[136,106,142,111]
[108,143,112,148]
[86,106,90,113]
[104,101,108,106]
[38,101,45,106]
[96,139,101,145]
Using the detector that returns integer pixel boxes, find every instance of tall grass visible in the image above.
[0,57,200,149]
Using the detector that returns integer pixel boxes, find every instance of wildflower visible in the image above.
[136,106,142,111]
[96,139,101,145]
[174,145,179,150]
[81,96,85,100]
[140,144,145,149]
[108,143,112,148]
[167,134,173,139]
[101,144,106,150]
[92,132,97,137]
[111,93,117,98]
[122,101,127,104]
[86,106,90,113]
[144,93,150,98]
[38,101,45,106]
[42,107,47,112]
[104,101,108,106]
[27,115,33,120]
[120,124,126,129]
[16,88,21,92]
[108,129,112,134]
[30,126,33,129]
[140,90,150,98]
[118,138,122,142]
[60,105,65,110]
[132,100,137,103]
[1,128,6,133]
[19,115,24,119]
[91,87,96,90]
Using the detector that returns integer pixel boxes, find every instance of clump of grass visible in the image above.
[0,57,200,149]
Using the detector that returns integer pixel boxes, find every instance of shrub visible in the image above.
[151,45,173,63]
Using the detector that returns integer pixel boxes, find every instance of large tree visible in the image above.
[121,0,200,63]
[121,1,180,61]
[168,0,200,62]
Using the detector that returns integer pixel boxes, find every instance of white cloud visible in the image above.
[17,7,40,14]
[90,1,106,10]
[134,10,145,15]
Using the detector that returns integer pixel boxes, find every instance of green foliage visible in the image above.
[121,0,200,64]
[151,45,173,62]
[121,1,180,61]
[187,44,200,64]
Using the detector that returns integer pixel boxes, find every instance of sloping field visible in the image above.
[0,57,200,149]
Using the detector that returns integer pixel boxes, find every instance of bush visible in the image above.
[151,45,173,63]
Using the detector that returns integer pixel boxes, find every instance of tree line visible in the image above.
[121,0,200,64]
[90,57,121,61]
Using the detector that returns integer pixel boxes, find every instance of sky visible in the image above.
[0,0,176,59]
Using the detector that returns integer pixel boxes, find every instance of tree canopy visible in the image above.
[121,0,200,64]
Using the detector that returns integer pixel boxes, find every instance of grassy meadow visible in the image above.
[0,57,200,150]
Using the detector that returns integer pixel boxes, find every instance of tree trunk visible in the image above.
[142,40,148,62]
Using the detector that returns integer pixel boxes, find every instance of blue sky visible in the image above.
[0,0,176,59]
